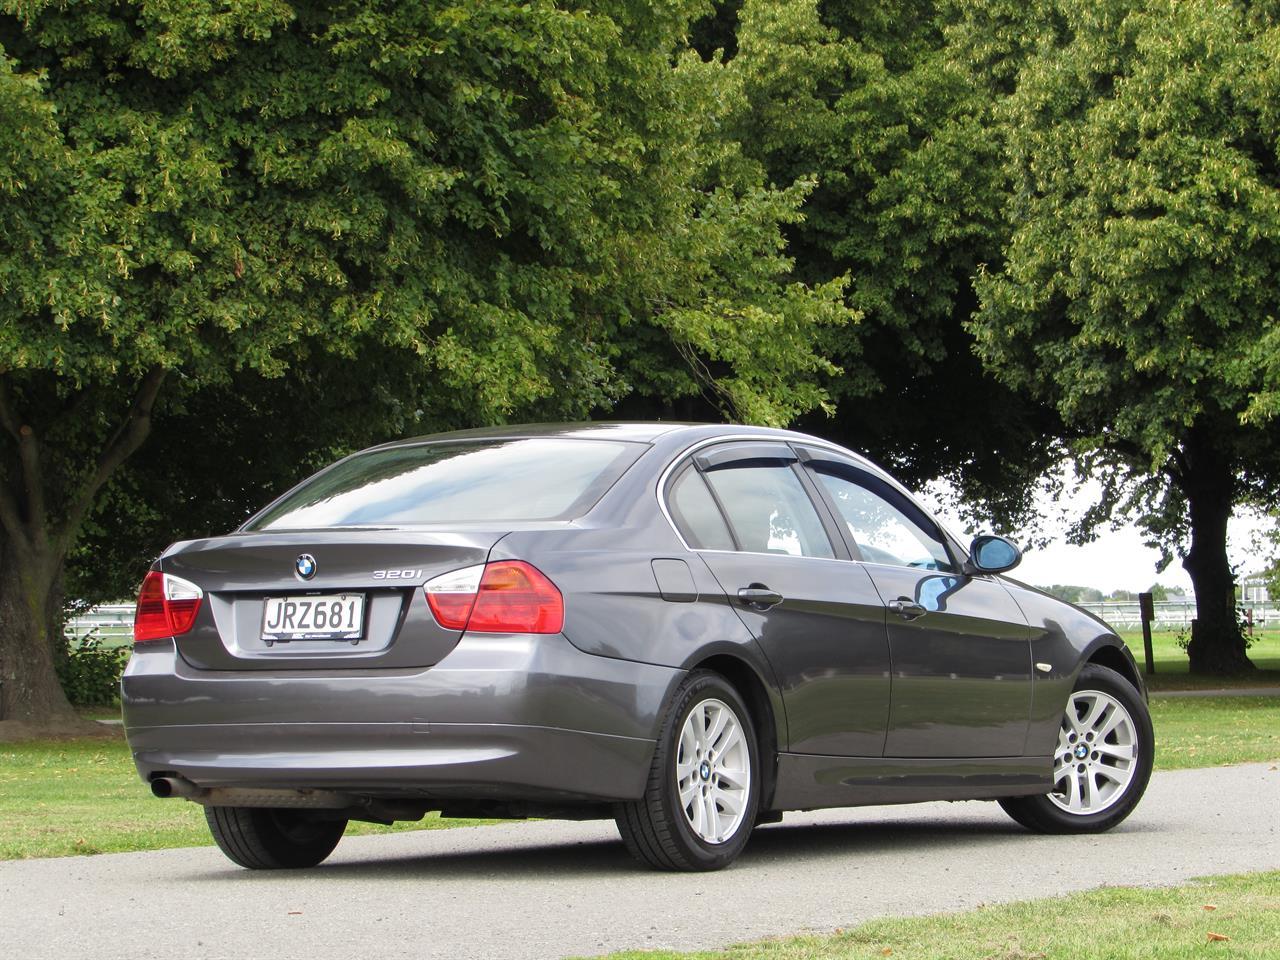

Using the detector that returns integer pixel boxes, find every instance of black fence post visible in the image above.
[1138,591,1155,676]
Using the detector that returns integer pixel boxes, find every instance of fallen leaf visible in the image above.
[881,950,893,957]
[1203,904,1217,911]
[1207,932,1231,942]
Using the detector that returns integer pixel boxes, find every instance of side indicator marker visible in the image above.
[1035,662,1053,674]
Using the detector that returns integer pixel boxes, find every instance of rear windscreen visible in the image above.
[247,438,644,530]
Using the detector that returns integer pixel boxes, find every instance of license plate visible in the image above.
[260,594,365,641]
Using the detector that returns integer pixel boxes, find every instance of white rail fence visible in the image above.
[1076,599,1278,632]
[65,603,135,647]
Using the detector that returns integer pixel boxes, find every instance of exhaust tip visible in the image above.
[150,775,204,799]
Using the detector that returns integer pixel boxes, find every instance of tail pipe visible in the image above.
[150,775,204,800]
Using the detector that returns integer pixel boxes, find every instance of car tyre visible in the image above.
[615,670,760,871]
[205,806,347,869]
[999,663,1154,834]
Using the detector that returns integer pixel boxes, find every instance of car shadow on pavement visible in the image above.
[177,810,1154,882]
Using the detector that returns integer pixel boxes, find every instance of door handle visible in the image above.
[889,598,927,621]
[737,585,784,610]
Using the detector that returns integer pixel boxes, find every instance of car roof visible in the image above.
[367,421,695,448]
[366,422,887,476]
[367,420,852,449]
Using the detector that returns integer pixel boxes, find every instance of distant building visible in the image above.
[1240,574,1271,604]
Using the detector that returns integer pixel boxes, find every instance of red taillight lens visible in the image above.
[424,561,563,634]
[133,570,204,643]
[423,564,483,630]
[470,561,564,633]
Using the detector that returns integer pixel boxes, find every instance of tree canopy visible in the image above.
[962,0,1280,670]
[0,0,853,724]
[7,0,1280,728]
[721,0,1064,521]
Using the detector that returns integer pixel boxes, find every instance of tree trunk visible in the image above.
[0,536,79,724]
[0,367,165,728]
[1180,430,1254,675]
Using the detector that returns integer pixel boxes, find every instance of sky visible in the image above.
[916,475,1272,597]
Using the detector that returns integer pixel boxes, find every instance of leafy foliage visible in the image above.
[1037,584,1105,604]
[54,636,128,707]
[721,0,1064,526]
[1,0,847,430]
[0,0,854,720]
[960,0,1280,670]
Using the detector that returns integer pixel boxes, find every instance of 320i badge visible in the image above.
[123,422,1153,871]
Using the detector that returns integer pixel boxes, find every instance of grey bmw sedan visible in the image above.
[123,422,1153,871]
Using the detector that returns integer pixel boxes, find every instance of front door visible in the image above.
[800,453,1034,758]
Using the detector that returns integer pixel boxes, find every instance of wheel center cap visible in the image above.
[1075,744,1089,760]
[699,761,712,781]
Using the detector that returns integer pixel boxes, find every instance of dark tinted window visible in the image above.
[704,464,834,558]
[668,467,736,550]
[249,438,642,529]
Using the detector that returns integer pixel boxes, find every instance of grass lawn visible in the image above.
[1150,697,1280,769]
[1116,628,1280,690]
[583,871,1280,960]
[3,693,1276,860]
[0,732,498,860]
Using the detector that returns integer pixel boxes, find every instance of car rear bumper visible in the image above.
[122,633,682,803]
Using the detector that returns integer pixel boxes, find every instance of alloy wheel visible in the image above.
[676,698,751,844]
[1048,689,1138,815]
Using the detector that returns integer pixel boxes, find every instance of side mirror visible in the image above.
[967,534,1022,574]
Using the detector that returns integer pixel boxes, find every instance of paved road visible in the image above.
[3,764,1278,960]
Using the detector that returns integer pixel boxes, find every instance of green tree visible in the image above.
[1260,518,1280,600]
[721,0,1064,523]
[963,0,1280,673]
[1037,584,1104,603]
[0,0,851,726]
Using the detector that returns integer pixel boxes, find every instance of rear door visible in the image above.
[798,448,1033,758]
[667,442,892,757]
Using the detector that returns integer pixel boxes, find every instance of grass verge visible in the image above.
[584,871,1280,960]
[0,733,497,860]
[1116,629,1280,690]
[1150,697,1280,769]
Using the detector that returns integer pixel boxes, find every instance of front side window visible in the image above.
[248,438,642,529]
[703,464,834,559]
[814,469,954,572]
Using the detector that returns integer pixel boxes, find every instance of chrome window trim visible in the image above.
[655,433,908,560]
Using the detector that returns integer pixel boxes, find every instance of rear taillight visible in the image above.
[133,570,204,643]
[424,561,563,634]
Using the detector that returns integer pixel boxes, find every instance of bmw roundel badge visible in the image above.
[295,554,317,580]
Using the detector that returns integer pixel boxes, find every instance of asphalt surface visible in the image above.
[3,764,1278,960]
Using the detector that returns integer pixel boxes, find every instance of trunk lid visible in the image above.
[160,528,508,671]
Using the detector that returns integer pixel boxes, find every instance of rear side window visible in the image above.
[248,438,643,529]
[668,467,736,550]
[703,464,834,559]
